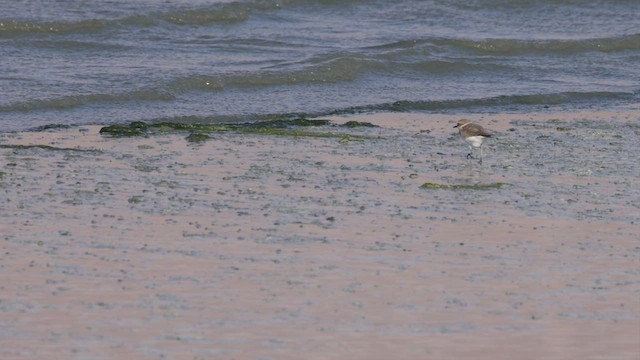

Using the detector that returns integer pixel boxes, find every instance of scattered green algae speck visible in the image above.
[420,182,509,190]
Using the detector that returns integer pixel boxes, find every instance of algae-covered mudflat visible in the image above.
[1,111,639,359]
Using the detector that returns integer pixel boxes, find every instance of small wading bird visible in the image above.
[454,119,492,163]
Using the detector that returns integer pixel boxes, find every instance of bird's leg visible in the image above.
[466,145,474,159]
[479,145,484,164]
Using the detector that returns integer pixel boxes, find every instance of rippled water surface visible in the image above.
[1,0,639,131]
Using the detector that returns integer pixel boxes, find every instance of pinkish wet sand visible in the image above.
[1,112,639,359]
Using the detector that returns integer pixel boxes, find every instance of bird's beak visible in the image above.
[453,124,459,128]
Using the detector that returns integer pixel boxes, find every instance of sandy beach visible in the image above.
[1,111,639,359]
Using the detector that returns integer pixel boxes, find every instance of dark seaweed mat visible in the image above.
[99,118,377,141]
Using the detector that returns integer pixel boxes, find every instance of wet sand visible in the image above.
[1,111,639,359]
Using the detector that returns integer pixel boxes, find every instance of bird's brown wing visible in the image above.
[467,123,492,137]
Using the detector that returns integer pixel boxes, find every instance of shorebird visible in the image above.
[454,119,492,163]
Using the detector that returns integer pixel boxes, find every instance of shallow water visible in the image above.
[1,0,639,131]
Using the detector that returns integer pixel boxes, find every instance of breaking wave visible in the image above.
[330,91,640,114]
[371,33,640,56]
[0,0,287,37]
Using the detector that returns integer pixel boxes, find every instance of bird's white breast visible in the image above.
[464,136,486,148]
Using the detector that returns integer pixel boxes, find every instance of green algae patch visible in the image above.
[100,121,148,137]
[31,124,74,131]
[252,118,331,128]
[185,133,211,143]
[342,121,377,128]
[0,144,99,152]
[99,118,373,141]
[420,182,509,190]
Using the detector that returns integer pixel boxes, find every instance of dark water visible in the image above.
[1,0,639,132]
